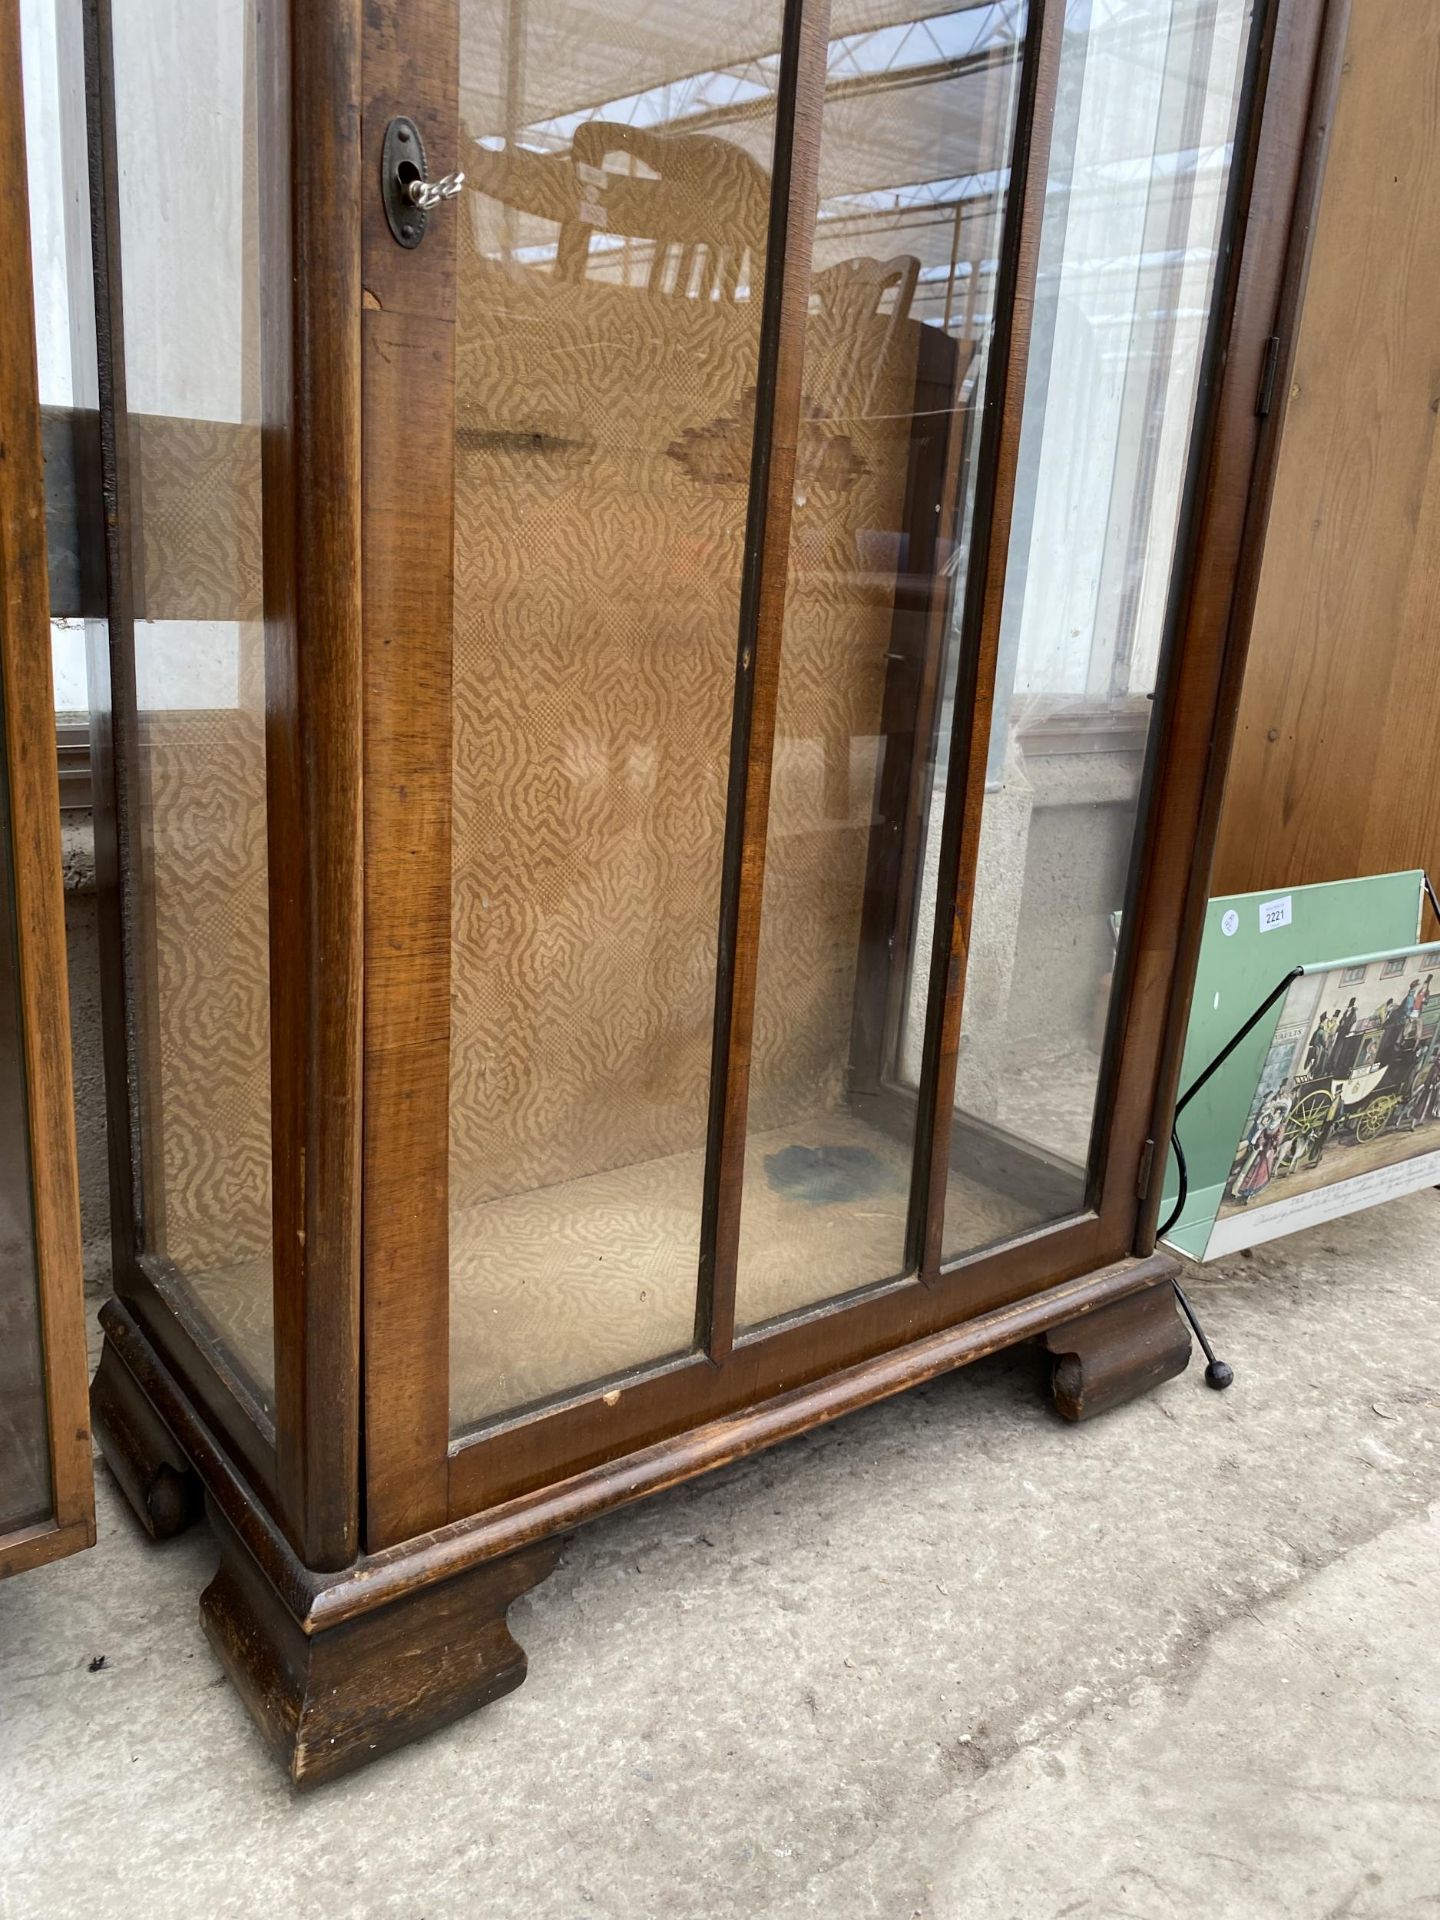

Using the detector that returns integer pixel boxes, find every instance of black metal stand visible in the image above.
[1172,1280,1235,1390]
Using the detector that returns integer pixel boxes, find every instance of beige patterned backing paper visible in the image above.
[447,193,927,1420]
[132,415,262,623]
[451,249,920,1193]
[450,256,758,1216]
[136,706,273,1388]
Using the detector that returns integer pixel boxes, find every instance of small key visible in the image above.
[406,171,465,211]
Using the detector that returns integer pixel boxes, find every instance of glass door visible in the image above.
[93,0,279,1423]
[442,0,1037,1430]
[445,0,792,1427]
[356,0,1272,1538]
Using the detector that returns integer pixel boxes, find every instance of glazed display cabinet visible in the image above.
[72,0,1323,1781]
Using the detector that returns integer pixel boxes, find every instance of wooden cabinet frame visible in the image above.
[77,0,1340,1783]
[0,0,92,1581]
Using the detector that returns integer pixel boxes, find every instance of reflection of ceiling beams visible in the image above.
[509,38,1021,149]
[823,37,1018,108]
[493,1,1025,139]
[463,0,1239,284]
[465,0,1227,142]
[496,49,1020,205]
[815,127,1230,222]
[821,171,1007,219]
[462,2,1239,217]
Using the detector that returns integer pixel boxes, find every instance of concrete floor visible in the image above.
[2,1192,1438,1919]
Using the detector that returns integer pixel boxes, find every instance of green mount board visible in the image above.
[1159,872,1424,1258]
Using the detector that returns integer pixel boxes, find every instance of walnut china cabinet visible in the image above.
[59,0,1328,1781]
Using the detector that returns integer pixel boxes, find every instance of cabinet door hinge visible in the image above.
[1256,333,1281,417]
[1136,1136,1156,1201]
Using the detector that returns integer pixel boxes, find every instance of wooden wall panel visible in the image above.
[1214,0,1440,897]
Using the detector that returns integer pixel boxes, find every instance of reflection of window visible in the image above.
[1381,956,1406,978]
[1341,965,1368,985]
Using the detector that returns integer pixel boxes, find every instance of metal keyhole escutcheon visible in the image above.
[381,117,464,249]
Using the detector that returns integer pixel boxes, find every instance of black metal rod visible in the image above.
[1158,1128,1189,1240]
[1175,964,1305,1121]
[1157,964,1301,1240]
[1172,1279,1218,1364]
[1156,964,1309,1392]
[1173,1278,1234,1390]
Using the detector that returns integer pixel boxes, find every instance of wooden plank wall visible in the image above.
[1213,0,1440,897]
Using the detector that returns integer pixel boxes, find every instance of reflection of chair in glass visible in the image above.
[809,253,920,419]
[557,121,770,299]
[463,120,770,299]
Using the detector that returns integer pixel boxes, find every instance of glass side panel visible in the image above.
[448,0,786,1428]
[0,710,52,1538]
[907,0,1255,1262]
[732,1,1030,1331]
[109,0,274,1403]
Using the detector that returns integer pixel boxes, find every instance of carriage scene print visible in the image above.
[1214,946,1440,1246]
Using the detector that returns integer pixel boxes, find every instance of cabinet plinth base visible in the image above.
[92,1251,1187,1785]
[91,1333,204,1540]
[1041,1276,1192,1420]
[201,1501,559,1789]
